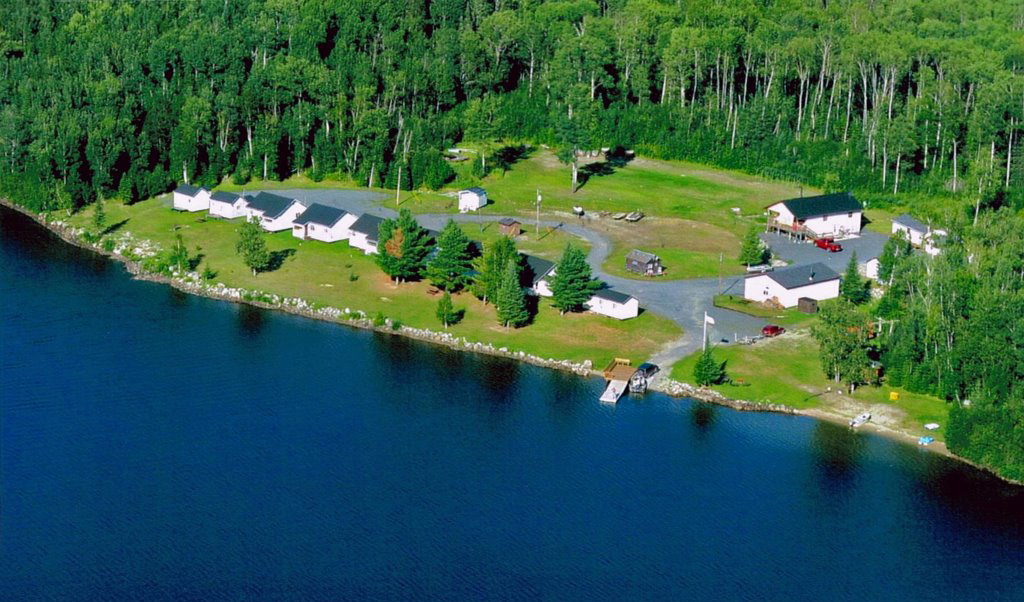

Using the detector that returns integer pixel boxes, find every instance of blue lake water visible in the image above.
[2,205,1023,601]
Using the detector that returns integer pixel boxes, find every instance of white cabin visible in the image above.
[586,289,639,320]
[861,257,881,280]
[458,187,488,213]
[766,192,862,238]
[891,214,929,246]
[172,185,211,212]
[292,204,357,242]
[208,191,248,219]
[243,192,306,232]
[744,262,841,308]
[348,213,385,255]
[522,254,556,297]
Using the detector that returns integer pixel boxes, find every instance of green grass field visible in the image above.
[67,198,677,367]
[670,333,948,438]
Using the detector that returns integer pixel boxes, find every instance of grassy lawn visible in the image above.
[68,198,678,367]
[669,333,948,438]
[456,220,590,261]
[712,294,819,329]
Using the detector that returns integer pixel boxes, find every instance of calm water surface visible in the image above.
[1,206,1023,601]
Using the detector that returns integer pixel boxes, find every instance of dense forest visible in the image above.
[1,0,1022,479]
[0,0,1021,212]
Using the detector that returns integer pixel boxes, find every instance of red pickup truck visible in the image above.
[814,237,843,252]
[761,325,786,337]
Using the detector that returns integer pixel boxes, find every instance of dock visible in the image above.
[600,358,636,404]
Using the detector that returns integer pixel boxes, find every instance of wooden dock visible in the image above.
[600,358,636,404]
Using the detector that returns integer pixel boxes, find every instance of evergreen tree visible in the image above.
[426,219,474,291]
[693,339,726,386]
[550,244,600,314]
[841,251,869,304]
[473,236,517,303]
[436,291,457,328]
[92,197,106,232]
[738,224,768,266]
[495,258,529,328]
[812,299,872,392]
[235,217,269,276]
[376,208,433,283]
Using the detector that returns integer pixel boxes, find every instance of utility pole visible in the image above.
[536,189,542,235]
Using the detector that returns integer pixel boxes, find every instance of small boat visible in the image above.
[611,212,627,220]
[624,210,644,222]
[849,412,871,428]
[918,436,935,446]
[923,423,940,431]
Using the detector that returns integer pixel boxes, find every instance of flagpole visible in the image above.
[703,312,708,351]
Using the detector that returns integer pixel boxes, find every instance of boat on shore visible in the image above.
[849,412,871,428]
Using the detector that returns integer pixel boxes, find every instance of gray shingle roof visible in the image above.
[498,217,520,226]
[293,203,347,227]
[210,191,241,204]
[522,254,555,285]
[247,192,299,219]
[760,262,840,289]
[174,184,202,197]
[462,187,486,195]
[892,213,928,233]
[591,288,634,304]
[626,249,659,264]
[773,192,861,220]
[349,214,385,242]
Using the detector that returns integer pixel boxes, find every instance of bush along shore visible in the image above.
[3,199,1018,486]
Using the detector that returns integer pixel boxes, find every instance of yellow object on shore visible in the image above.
[890,391,900,401]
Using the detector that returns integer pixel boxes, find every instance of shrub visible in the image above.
[373,311,387,327]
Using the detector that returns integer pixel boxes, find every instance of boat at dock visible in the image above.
[849,412,871,428]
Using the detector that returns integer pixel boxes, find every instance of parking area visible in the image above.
[760,230,889,273]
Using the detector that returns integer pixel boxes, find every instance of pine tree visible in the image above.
[693,339,726,386]
[426,219,474,291]
[236,217,269,276]
[738,224,767,266]
[550,244,600,314]
[473,236,517,303]
[92,198,106,232]
[841,251,868,304]
[495,258,529,328]
[436,290,456,328]
[376,208,433,283]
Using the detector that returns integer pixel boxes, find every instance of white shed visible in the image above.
[586,289,639,320]
[744,262,841,308]
[348,213,385,255]
[861,256,881,280]
[458,187,488,212]
[172,185,211,212]
[766,192,862,238]
[208,191,248,219]
[292,203,358,243]
[891,214,929,246]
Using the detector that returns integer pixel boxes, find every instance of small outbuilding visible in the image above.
[458,187,488,212]
[625,249,663,276]
[172,185,211,212]
[348,213,385,255]
[244,192,307,232]
[208,191,247,219]
[891,214,929,246]
[292,203,358,242]
[498,217,521,237]
[586,288,640,320]
[797,297,819,314]
[861,256,881,280]
[743,262,841,308]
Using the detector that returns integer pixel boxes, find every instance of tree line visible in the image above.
[0,0,1021,215]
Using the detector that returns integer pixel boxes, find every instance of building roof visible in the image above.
[522,254,555,285]
[349,213,385,242]
[759,262,840,290]
[498,217,520,226]
[771,192,861,220]
[892,213,928,233]
[174,184,202,197]
[591,288,634,304]
[461,187,486,195]
[247,191,299,219]
[293,203,348,227]
[210,191,241,204]
[626,249,659,264]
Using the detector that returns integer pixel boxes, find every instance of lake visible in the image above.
[2,205,1022,601]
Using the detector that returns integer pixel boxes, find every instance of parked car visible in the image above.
[814,237,843,252]
[761,324,786,337]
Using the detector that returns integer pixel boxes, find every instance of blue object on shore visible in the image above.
[918,436,935,446]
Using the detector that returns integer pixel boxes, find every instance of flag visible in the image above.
[704,312,715,325]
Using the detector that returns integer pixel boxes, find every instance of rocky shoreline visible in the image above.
[3,198,1017,486]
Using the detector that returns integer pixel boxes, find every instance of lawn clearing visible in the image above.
[669,332,948,438]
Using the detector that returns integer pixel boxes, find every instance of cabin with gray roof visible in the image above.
[743,262,840,308]
[208,191,248,218]
[348,214,386,254]
[242,191,306,232]
[586,288,639,320]
[172,184,211,212]
[766,192,862,239]
[891,213,929,246]
[625,249,663,276]
[292,203,358,243]
[521,254,556,296]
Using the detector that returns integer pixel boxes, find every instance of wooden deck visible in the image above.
[600,358,636,403]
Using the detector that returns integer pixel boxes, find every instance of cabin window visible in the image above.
[848,212,853,218]
[823,215,828,221]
